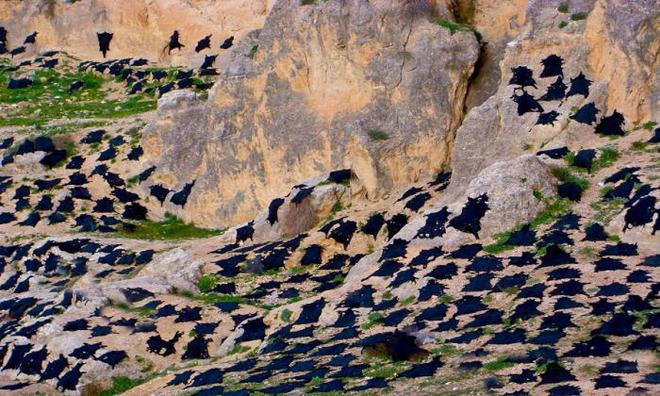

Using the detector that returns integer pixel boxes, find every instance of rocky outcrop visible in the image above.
[449,0,659,193]
[142,0,480,228]
[0,0,274,66]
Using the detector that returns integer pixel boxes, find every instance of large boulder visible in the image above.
[141,0,480,228]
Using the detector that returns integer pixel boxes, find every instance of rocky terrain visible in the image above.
[0,0,658,395]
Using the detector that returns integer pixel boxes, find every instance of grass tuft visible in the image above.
[116,213,223,240]
[368,129,389,141]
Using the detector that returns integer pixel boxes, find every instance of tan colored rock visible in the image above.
[0,0,275,67]
[142,0,480,228]
[449,0,658,194]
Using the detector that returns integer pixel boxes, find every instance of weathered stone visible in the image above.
[142,0,480,228]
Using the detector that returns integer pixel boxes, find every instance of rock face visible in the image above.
[0,0,274,66]
[142,0,480,227]
[449,0,659,193]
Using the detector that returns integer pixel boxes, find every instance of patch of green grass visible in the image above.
[194,293,243,305]
[570,12,587,21]
[323,200,344,223]
[437,19,482,41]
[558,21,568,28]
[533,189,545,200]
[558,3,569,13]
[98,376,152,396]
[438,294,454,304]
[361,312,384,330]
[368,129,389,141]
[591,197,626,223]
[108,300,154,317]
[116,213,223,240]
[300,0,316,4]
[430,344,460,357]
[197,274,219,293]
[530,198,572,229]
[363,362,408,378]
[229,343,251,355]
[483,229,515,254]
[281,308,293,323]
[400,295,416,306]
[579,246,597,259]
[579,364,598,376]
[631,140,648,151]
[641,121,657,130]
[552,167,590,191]
[594,147,619,170]
[332,273,345,283]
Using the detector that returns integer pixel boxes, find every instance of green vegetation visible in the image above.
[591,197,626,223]
[533,189,545,200]
[483,228,516,254]
[570,12,587,21]
[116,213,223,240]
[530,198,572,229]
[301,0,316,5]
[98,376,152,396]
[558,21,568,29]
[108,300,154,317]
[552,167,590,191]
[368,129,389,141]
[641,121,657,130]
[197,274,220,293]
[400,295,416,306]
[430,344,460,357]
[0,68,156,127]
[248,44,259,59]
[281,308,293,323]
[438,294,454,304]
[323,200,345,223]
[437,19,482,41]
[631,140,648,151]
[363,363,408,378]
[558,3,569,13]
[361,312,384,330]
[229,343,251,355]
[594,147,619,170]
[193,293,243,305]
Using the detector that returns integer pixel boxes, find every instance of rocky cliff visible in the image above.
[141,0,480,227]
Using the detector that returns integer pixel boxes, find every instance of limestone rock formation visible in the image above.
[142,0,480,227]
[449,0,658,192]
[0,0,275,66]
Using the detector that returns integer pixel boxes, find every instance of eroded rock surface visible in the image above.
[142,0,480,227]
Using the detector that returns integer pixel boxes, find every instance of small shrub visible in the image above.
[558,20,568,28]
[248,44,259,59]
[368,129,389,141]
[530,198,572,229]
[594,147,619,170]
[570,12,587,21]
[361,312,384,330]
[641,121,657,130]
[281,308,293,322]
[631,140,648,151]
[197,274,218,293]
[551,167,589,191]
[300,0,316,4]
[558,3,569,13]
[484,356,516,371]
